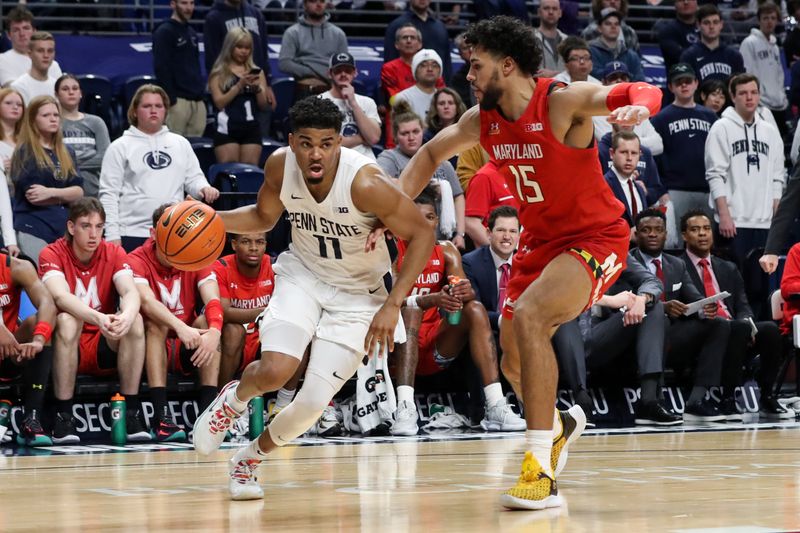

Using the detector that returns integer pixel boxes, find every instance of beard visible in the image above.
[478,70,502,111]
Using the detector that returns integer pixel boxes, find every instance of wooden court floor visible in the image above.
[1,426,800,532]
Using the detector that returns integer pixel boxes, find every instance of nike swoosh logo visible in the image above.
[291,194,303,199]
[161,207,173,227]
[369,287,380,294]
[332,371,345,380]
[688,133,696,138]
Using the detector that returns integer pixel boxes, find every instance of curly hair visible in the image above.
[289,96,342,133]
[464,16,542,76]
[414,183,441,211]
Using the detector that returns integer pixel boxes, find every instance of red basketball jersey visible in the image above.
[213,254,275,310]
[128,239,216,325]
[479,78,624,250]
[0,254,21,331]
[397,240,447,324]
[39,239,132,332]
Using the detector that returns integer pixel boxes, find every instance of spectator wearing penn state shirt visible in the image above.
[653,0,699,75]
[383,0,452,81]
[680,4,744,83]
[0,7,62,87]
[651,63,718,243]
[152,0,206,138]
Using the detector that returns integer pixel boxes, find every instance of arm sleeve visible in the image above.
[152,26,177,102]
[98,143,125,241]
[704,124,730,201]
[781,244,800,297]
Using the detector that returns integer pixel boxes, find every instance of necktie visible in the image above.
[652,258,665,301]
[627,179,639,220]
[498,263,510,309]
[698,258,729,319]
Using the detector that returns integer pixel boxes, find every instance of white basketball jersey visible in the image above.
[279,147,391,291]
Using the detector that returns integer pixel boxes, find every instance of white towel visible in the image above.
[434,178,457,238]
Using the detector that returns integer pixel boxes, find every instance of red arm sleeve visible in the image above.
[606,82,662,117]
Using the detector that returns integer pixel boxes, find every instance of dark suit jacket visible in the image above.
[631,248,704,304]
[604,169,647,227]
[681,253,754,320]
[462,245,502,331]
[595,251,663,321]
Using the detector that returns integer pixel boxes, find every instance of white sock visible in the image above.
[274,388,295,410]
[227,385,248,413]
[552,409,563,439]
[397,385,414,405]
[484,382,504,407]
[233,438,268,464]
[525,429,554,478]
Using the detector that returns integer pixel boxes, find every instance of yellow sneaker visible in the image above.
[500,451,563,510]
[267,405,283,424]
[551,404,586,477]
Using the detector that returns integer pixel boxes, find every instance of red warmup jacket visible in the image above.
[780,242,800,334]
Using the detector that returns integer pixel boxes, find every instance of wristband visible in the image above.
[33,321,53,343]
[606,82,662,117]
[204,299,224,331]
[404,295,419,309]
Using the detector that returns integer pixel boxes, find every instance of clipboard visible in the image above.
[682,291,731,316]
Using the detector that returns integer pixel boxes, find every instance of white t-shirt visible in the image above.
[320,91,381,160]
[393,85,435,125]
[0,49,62,86]
[11,73,56,104]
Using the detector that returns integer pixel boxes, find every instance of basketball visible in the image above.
[155,200,225,271]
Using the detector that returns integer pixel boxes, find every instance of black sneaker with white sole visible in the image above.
[51,412,80,444]
[126,409,152,442]
[684,398,725,423]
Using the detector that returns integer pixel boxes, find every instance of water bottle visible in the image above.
[446,275,463,325]
[249,396,265,439]
[110,393,127,445]
[0,399,11,442]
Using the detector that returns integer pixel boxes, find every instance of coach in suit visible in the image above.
[632,207,729,422]
[679,209,792,419]
[604,130,649,230]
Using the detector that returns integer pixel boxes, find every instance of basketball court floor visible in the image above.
[2,421,800,532]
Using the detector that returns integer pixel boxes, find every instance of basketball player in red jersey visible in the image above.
[39,198,148,444]
[394,16,662,509]
[214,233,275,384]
[392,185,524,436]
[128,204,223,442]
[0,252,57,446]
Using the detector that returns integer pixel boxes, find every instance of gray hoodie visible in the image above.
[740,28,788,111]
[278,13,348,82]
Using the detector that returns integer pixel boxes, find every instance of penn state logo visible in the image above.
[144,151,172,170]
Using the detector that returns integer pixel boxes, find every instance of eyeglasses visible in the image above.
[568,55,591,63]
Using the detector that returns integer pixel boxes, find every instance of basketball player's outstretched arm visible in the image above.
[217,150,287,234]
[352,167,436,356]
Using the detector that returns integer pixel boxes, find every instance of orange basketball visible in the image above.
[155,201,225,271]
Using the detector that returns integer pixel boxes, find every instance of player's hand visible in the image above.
[364,301,400,356]
[607,105,650,126]
[664,299,688,318]
[718,212,736,238]
[107,312,135,339]
[0,326,19,359]
[93,312,115,338]
[177,324,203,350]
[452,234,466,251]
[5,245,19,257]
[701,302,718,318]
[25,184,53,205]
[759,254,779,274]
[192,328,220,367]
[448,279,474,302]
[199,186,220,203]
[16,339,43,361]
[603,290,634,310]
[365,221,390,252]
[623,294,646,326]
[436,288,463,313]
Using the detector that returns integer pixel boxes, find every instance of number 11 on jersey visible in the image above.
[509,165,544,204]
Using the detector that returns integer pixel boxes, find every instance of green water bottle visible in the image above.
[249,396,265,439]
[110,393,127,445]
[0,399,11,442]
[446,275,463,325]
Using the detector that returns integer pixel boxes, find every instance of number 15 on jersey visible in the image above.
[509,165,544,204]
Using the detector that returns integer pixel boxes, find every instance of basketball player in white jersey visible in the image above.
[192,97,435,500]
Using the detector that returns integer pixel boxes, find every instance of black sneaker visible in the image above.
[759,396,795,420]
[717,397,743,421]
[574,390,597,429]
[51,412,80,444]
[126,409,152,442]
[634,401,683,426]
[15,409,53,447]
[150,406,186,442]
[684,398,726,423]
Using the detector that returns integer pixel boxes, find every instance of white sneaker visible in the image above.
[480,400,526,431]
[229,457,264,501]
[193,381,244,455]
[390,400,419,436]
[315,405,343,437]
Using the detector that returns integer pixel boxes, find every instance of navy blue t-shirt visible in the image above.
[680,42,744,82]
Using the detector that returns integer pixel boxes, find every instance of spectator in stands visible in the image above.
[697,78,728,114]
[394,49,442,123]
[705,73,784,267]
[680,209,792,420]
[582,0,640,52]
[534,0,567,78]
[555,36,601,84]
[99,85,219,252]
[391,187,525,436]
[604,131,649,236]
[680,4,744,83]
[632,208,728,422]
[40,198,148,444]
[455,144,489,191]
[651,63,718,243]
[279,0,348,98]
[423,87,466,164]
[463,206,518,339]
[0,7,62,87]
[783,0,800,65]
[598,125,666,207]
[464,162,519,247]
[383,0,452,80]
[10,32,57,104]
[472,0,530,23]
[451,33,474,107]
[653,0,699,75]
[378,101,465,248]
[11,95,83,263]
[588,8,645,82]
[592,62,663,153]
[208,27,270,166]
[128,204,223,442]
[0,88,22,255]
[152,0,206,138]
[320,52,381,160]
[56,74,110,199]
[740,2,788,138]
[0,250,56,446]
[214,232,274,385]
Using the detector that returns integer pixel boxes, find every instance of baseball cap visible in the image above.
[597,7,623,23]
[668,62,696,83]
[411,49,443,80]
[330,52,356,70]
[602,61,630,81]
